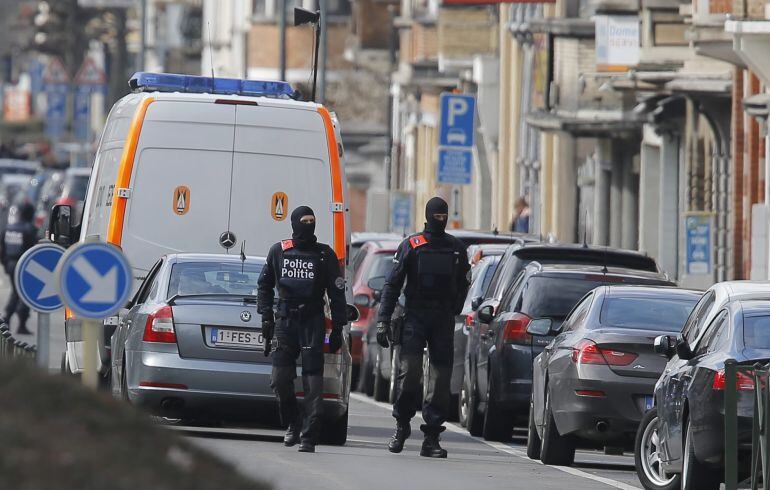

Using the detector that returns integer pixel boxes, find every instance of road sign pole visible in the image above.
[82,319,99,389]
[36,312,50,370]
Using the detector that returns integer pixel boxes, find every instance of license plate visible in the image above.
[210,328,264,349]
[644,395,654,411]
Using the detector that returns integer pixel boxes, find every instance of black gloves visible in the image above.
[328,328,343,353]
[262,317,275,357]
[376,321,392,348]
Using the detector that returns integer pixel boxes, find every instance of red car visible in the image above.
[348,240,399,386]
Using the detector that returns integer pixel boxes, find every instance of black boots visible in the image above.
[420,425,447,458]
[388,422,411,453]
[284,423,300,447]
[298,439,316,453]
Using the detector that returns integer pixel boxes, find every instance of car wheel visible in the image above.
[482,377,514,442]
[681,416,719,490]
[388,347,399,404]
[540,388,575,466]
[634,408,679,490]
[373,351,389,402]
[458,371,470,428]
[320,409,348,446]
[526,394,542,460]
[466,371,484,437]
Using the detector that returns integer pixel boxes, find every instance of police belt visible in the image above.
[405,298,452,310]
[277,299,323,319]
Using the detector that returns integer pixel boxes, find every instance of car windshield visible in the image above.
[521,276,610,319]
[743,315,770,349]
[366,253,395,282]
[600,296,698,332]
[168,261,264,297]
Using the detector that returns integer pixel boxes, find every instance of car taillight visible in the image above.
[143,305,176,343]
[571,340,638,366]
[713,369,755,391]
[465,312,475,327]
[502,313,532,344]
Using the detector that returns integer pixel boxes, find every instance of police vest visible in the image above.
[409,234,458,299]
[277,239,323,301]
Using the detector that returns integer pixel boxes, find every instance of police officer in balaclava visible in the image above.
[258,205,347,453]
[1,203,37,335]
[376,197,470,458]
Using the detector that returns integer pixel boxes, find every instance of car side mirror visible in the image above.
[368,276,386,292]
[50,204,74,247]
[654,335,675,358]
[471,296,483,311]
[477,304,494,324]
[675,338,694,361]
[526,318,553,337]
[372,289,382,302]
[346,304,360,322]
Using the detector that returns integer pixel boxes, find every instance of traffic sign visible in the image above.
[439,93,476,148]
[438,148,473,185]
[74,86,91,142]
[43,57,70,85]
[14,244,65,312]
[56,242,132,319]
[45,85,68,140]
[74,56,107,86]
[390,192,413,232]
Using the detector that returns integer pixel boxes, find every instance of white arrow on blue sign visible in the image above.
[55,242,132,319]
[14,244,66,312]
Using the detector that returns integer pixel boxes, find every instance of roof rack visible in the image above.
[128,72,297,99]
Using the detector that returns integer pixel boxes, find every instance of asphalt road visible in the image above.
[182,393,644,490]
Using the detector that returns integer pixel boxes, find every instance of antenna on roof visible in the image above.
[207,22,215,80]
[240,240,246,273]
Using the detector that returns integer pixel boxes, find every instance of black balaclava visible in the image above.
[291,205,317,248]
[424,197,448,235]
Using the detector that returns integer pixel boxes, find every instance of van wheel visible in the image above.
[526,394,542,460]
[540,389,575,466]
[373,352,389,402]
[466,372,483,437]
[635,408,679,490]
[482,378,513,442]
[681,417,719,490]
[320,409,348,446]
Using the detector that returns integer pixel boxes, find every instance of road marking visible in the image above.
[350,393,641,490]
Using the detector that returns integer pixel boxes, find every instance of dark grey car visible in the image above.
[110,253,352,444]
[527,286,700,466]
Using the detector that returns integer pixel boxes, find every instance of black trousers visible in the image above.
[270,312,325,443]
[4,264,29,328]
[392,306,453,434]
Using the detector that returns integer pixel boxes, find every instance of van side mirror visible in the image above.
[471,296,483,311]
[50,204,74,247]
[526,318,553,337]
[477,304,494,324]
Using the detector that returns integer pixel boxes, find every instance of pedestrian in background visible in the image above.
[257,205,347,453]
[1,203,38,335]
[509,196,530,233]
[376,197,470,458]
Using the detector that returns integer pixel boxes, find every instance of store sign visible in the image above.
[595,15,640,72]
[3,87,31,122]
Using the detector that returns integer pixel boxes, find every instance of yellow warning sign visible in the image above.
[173,186,190,215]
[272,192,288,221]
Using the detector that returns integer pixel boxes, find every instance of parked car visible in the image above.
[467,243,508,266]
[349,240,399,388]
[465,263,674,441]
[34,169,64,236]
[527,285,700,466]
[349,232,402,267]
[0,159,40,178]
[633,280,770,490]
[110,253,354,444]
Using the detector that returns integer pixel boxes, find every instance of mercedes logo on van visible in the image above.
[219,231,236,249]
[240,311,251,322]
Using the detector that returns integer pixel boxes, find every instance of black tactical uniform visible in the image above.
[377,197,470,458]
[1,203,37,335]
[257,206,347,453]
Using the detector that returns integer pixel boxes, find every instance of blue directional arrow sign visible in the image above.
[56,242,132,319]
[14,244,65,312]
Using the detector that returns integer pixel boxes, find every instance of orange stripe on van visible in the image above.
[107,97,154,246]
[316,107,346,263]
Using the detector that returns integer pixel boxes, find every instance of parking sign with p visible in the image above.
[439,93,476,148]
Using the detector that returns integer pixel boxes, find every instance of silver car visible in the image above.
[110,253,352,445]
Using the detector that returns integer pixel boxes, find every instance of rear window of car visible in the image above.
[600,296,698,332]
[168,262,264,297]
[365,253,395,282]
[743,315,770,349]
[521,276,611,319]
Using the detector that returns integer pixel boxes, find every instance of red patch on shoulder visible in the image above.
[281,239,294,251]
[409,235,428,249]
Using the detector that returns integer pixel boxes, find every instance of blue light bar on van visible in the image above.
[128,72,296,98]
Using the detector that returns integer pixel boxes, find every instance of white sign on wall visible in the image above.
[595,15,640,72]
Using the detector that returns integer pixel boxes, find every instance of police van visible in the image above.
[55,72,351,378]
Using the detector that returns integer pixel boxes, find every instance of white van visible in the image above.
[56,72,351,377]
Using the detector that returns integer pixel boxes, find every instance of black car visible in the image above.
[527,286,700,466]
[465,263,674,441]
[635,298,770,490]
